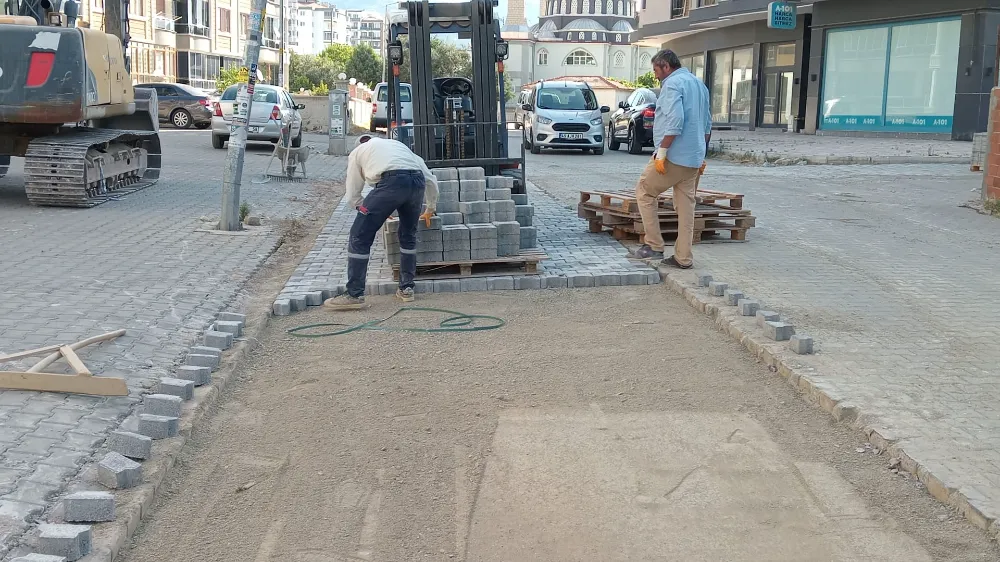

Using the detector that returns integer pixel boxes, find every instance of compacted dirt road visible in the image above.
[119,287,999,562]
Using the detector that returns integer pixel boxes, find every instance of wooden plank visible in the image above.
[59,346,92,376]
[0,343,65,363]
[0,371,127,396]
[25,330,126,374]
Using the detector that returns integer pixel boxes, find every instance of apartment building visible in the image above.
[75,0,292,91]
[637,0,1000,140]
[292,1,349,55]
[346,9,385,53]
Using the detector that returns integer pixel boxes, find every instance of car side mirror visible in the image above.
[600,106,611,113]
[295,103,306,110]
[618,101,626,109]
[521,103,532,111]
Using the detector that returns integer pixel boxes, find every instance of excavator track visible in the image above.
[23,128,162,208]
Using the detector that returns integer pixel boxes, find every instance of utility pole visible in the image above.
[220,0,267,231]
[279,0,285,88]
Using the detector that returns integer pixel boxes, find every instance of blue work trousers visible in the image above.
[347,169,425,297]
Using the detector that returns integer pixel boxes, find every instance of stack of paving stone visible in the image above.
[383,166,538,265]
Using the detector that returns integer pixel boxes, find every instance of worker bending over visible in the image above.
[630,49,712,268]
[324,134,439,310]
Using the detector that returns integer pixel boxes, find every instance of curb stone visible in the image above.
[657,266,999,541]
[6,308,266,561]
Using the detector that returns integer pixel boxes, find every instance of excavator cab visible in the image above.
[386,0,525,192]
[0,0,161,207]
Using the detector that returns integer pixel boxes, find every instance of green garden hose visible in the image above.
[286,306,505,338]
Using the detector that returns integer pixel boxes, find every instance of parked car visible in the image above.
[512,88,532,129]
[607,87,659,154]
[210,84,305,149]
[135,82,214,129]
[521,80,610,155]
[371,82,413,132]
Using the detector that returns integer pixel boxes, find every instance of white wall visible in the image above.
[505,39,659,92]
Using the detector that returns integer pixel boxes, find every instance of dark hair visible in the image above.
[651,49,682,70]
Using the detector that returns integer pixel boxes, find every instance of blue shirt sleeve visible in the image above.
[701,83,712,135]
[658,83,685,137]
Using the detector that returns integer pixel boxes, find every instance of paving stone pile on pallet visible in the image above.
[383,166,539,265]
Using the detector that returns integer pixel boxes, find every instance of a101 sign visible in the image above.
[768,1,797,29]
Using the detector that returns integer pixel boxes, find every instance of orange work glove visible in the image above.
[699,160,707,175]
[419,209,434,227]
[654,147,667,175]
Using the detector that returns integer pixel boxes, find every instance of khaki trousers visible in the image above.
[634,158,700,266]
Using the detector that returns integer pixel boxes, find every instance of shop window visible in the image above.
[710,50,731,123]
[822,18,960,132]
[765,43,796,67]
[709,47,752,124]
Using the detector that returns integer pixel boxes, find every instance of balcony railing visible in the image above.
[176,23,209,36]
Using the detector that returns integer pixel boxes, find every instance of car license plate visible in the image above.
[559,133,584,140]
[248,126,263,133]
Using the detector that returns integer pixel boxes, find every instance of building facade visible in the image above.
[346,9,385,54]
[638,0,1000,140]
[76,0,292,91]
[503,0,658,92]
[291,1,349,55]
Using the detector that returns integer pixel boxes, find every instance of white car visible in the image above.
[521,80,610,155]
[211,84,305,149]
[371,82,413,132]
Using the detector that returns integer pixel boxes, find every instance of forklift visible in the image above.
[385,0,526,193]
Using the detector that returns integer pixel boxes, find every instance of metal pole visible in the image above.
[279,0,285,88]
[220,0,268,232]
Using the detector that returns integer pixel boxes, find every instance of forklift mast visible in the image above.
[386,0,524,183]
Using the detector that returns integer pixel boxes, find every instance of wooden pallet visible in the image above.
[580,188,745,214]
[390,250,547,281]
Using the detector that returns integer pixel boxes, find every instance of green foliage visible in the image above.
[290,53,339,93]
[635,71,658,88]
[313,81,329,96]
[501,73,515,103]
[396,37,474,84]
[985,198,1000,216]
[346,44,383,88]
[239,201,251,223]
[216,66,243,91]
[319,43,353,69]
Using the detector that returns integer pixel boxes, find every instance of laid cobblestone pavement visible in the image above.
[273,180,660,310]
[528,141,1000,536]
[0,130,345,552]
[710,129,971,164]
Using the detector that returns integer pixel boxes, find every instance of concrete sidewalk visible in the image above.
[709,130,971,165]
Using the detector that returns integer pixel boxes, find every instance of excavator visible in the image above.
[0,0,161,207]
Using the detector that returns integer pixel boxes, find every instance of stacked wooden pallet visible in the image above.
[578,188,755,244]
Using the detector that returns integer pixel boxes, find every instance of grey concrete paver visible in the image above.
[526,138,1000,537]
[0,131,345,554]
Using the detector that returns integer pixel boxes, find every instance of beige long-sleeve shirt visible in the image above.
[345,137,440,213]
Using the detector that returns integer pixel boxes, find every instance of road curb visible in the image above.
[711,148,969,166]
[657,266,1000,541]
[6,304,271,562]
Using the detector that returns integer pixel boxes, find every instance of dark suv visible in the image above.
[135,82,214,129]
[607,87,659,154]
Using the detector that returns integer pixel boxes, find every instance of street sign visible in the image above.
[767,1,796,30]
[237,67,249,82]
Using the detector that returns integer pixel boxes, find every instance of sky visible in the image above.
[332,0,540,25]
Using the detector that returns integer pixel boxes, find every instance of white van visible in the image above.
[371,82,413,132]
[521,80,610,155]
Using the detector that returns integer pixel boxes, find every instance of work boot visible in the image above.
[660,255,692,270]
[628,244,663,260]
[323,294,369,311]
[395,287,415,303]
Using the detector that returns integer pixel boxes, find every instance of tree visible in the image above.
[319,44,353,70]
[346,44,382,88]
[289,53,339,92]
[396,37,474,84]
[216,66,242,91]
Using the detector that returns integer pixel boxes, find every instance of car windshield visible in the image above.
[536,88,598,111]
[220,86,278,104]
[377,87,411,102]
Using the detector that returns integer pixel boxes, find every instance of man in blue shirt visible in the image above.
[629,49,712,269]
